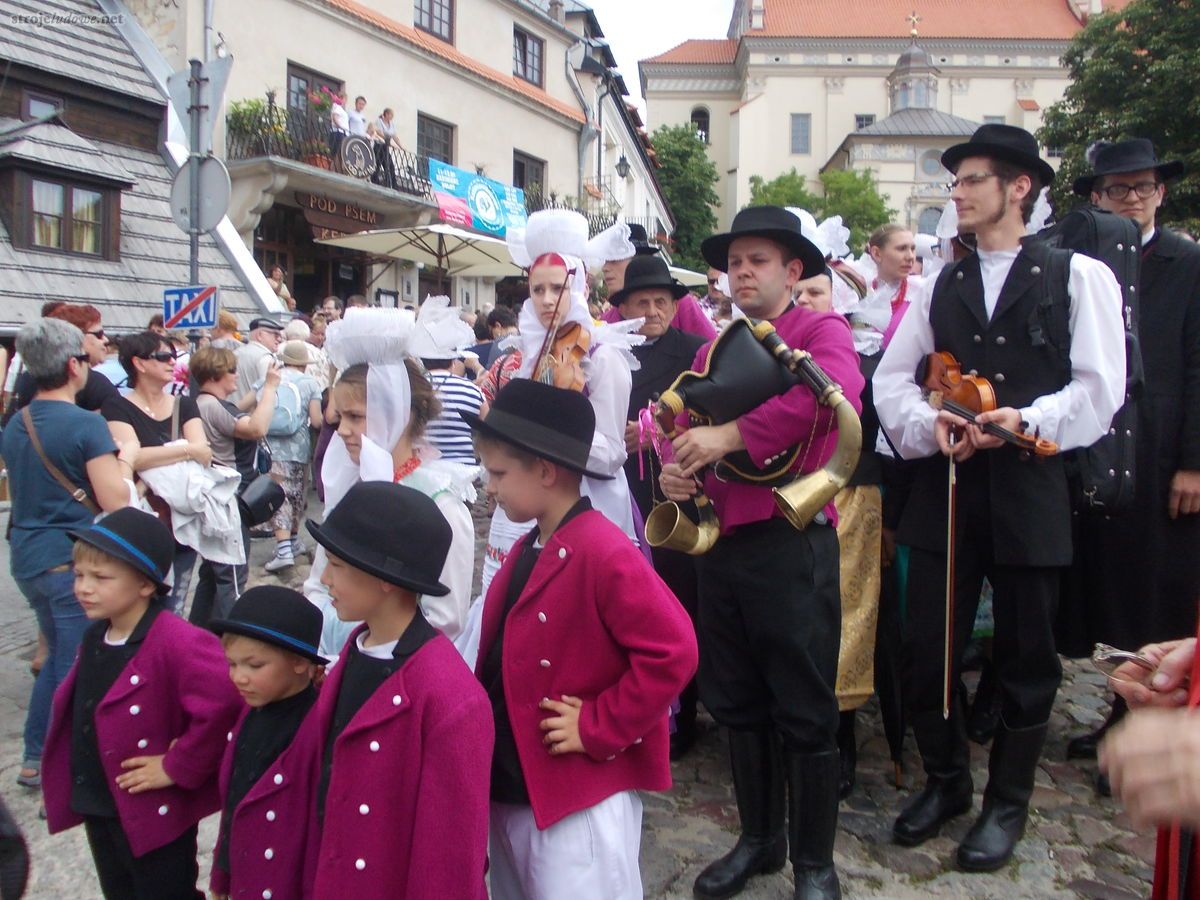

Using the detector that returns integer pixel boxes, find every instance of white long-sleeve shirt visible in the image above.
[873,250,1126,459]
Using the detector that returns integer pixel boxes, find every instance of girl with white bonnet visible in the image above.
[468,210,644,652]
[303,308,479,660]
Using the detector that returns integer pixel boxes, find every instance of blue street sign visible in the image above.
[163,285,219,330]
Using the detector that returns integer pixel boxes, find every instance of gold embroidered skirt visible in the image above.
[834,485,882,711]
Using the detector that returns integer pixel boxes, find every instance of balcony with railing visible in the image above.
[224,94,435,204]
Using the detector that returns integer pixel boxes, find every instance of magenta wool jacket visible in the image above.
[688,306,865,533]
[208,703,323,899]
[42,611,242,858]
[476,508,699,830]
[301,629,495,900]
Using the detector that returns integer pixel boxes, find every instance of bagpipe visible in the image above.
[644,317,862,555]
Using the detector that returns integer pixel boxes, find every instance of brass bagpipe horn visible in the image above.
[644,319,861,554]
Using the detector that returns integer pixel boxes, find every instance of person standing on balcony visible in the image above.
[328,94,349,157]
[372,107,404,189]
[348,95,369,138]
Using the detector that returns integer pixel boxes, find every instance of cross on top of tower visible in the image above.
[907,10,921,37]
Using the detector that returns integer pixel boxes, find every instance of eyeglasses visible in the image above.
[1097,181,1161,201]
[946,172,999,191]
[72,353,91,365]
[86,328,106,340]
[142,351,177,363]
[707,278,720,286]
[1091,642,1156,684]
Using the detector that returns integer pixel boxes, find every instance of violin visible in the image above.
[532,264,591,392]
[535,321,590,391]
[917,351,1058,458]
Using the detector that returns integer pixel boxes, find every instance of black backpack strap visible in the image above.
[1028,245,1073,372]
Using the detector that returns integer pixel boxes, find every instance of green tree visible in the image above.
[1039,0,1200,231]
[747,167,896,249]
[748,168,821,210]
[650,123,720,271]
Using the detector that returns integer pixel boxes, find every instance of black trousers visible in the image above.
[902,545,1062,729]
[651,543,700,730]
[84,817,201,900]
[696,518,840,751]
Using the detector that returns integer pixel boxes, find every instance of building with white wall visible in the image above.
[640,0,1130,234]
[125,0,673,311]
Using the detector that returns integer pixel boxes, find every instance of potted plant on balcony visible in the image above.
[226,97,291,157]
[300,139,332,169]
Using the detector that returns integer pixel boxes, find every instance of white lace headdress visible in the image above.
[322,308,416,509]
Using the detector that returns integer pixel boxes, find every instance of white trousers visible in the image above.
[488,791,644,900]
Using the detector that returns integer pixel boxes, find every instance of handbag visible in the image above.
[237,473,285,527]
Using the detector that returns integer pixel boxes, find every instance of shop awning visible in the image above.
[316,223,523,279]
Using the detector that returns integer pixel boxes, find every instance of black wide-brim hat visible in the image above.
[460,379,613,481]
[942,123,1056,188]
[69,507,174,595]
[1072,138,1185,196]
[211,585,328,664]
[307,482,452,597]
[609,254,689,307]
[627,223,660,257]
[700,206,826,277]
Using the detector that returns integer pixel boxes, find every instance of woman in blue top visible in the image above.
[1,318,133,789]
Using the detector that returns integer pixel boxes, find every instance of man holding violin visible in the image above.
[660,206,863,900]
[873,124,1126,872]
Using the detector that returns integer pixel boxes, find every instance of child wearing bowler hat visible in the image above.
[463,379,699,900]
[40,507,242,899]
[301,480,493,899]
[207,586,327,900]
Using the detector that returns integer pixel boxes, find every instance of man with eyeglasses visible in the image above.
[873,124,1126,872]
[1058,139,1200,776]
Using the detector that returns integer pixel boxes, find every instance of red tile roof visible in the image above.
[643,39,738,65]
[753,0,1121,40]
[323,0,585,123]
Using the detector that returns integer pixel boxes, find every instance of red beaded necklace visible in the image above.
[393,456,422,482]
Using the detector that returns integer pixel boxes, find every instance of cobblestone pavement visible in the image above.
[0,501,1156,898]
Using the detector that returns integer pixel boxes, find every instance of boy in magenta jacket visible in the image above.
[463,380,699,899]
[207,586,326,900]
[303,480,494,899]
[41,508,241,899]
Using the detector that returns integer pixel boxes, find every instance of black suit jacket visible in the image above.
[623,327,707,517]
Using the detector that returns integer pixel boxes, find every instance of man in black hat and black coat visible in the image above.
[612,254,707,758]
[874,124,1127,871]
[659,205,864,900]
[1058,138,1200,763]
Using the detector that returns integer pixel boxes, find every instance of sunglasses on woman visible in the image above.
[86,328,106,340]
[143,351,177,363]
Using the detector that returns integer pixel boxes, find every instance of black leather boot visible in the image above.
[956,720,1049,872]
[694,728,787,899]
[893,710,974,847]
[966,660,1000,745]
[1066,696,1126,761]
[786,749,842,900]
[837,711,857,800]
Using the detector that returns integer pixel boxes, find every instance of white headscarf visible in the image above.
[505,209,638,379]
[409,295,476,359]
[321,308,416,510]
[786,208,851,261]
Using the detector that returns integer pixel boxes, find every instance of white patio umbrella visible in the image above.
[669,265,709,289]
[317,223,523,287]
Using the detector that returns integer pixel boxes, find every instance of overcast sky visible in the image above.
[584,0,732,112]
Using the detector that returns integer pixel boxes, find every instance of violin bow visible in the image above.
[533,267,577,383]
[944,432,958,720]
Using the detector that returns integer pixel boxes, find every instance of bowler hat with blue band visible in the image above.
[211,585,329,664]
[68,507,175,595]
